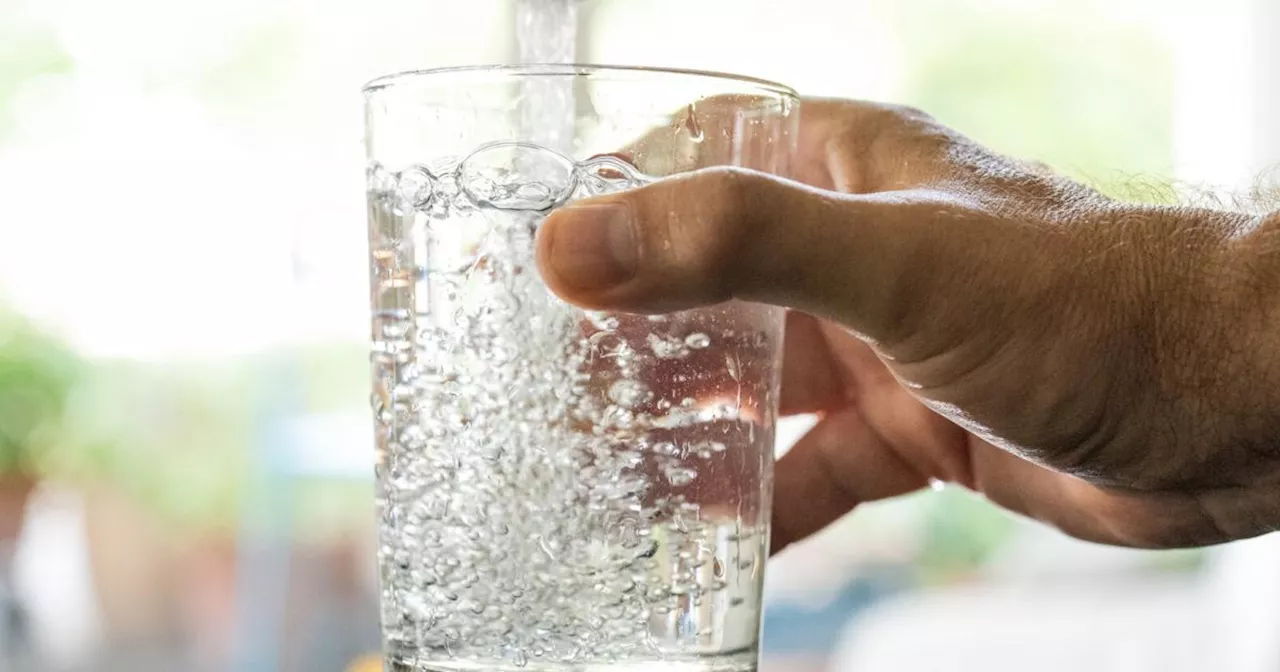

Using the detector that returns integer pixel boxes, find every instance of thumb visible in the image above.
[536,166,963,340]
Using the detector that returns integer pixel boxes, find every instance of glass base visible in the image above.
[387,649,757,672]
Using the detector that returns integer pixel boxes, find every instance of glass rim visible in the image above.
[362,63,799,100]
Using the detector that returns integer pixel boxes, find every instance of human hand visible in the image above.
[537,98,1280,549]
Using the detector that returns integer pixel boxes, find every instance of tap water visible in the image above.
[515,0,579,153]
[368,144,781,671]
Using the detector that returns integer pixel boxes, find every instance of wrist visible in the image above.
[1098,205,1278,488]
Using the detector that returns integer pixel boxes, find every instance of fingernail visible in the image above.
[547,202,638,291]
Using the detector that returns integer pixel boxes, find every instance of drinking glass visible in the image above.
[364,64,799,672]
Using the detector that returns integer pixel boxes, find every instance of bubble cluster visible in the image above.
[368,142,781,672]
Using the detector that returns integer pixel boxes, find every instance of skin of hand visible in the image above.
[535,97,1280,551]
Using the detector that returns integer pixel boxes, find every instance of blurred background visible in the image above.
[0,0,1277,670]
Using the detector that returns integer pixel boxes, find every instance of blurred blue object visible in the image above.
[762,567,911,655]
[232,347,375,672]
[232,354,304,672]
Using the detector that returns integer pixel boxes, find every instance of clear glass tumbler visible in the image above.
[364,65,798,672]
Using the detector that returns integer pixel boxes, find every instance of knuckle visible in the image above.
[882,102,933,124]
[856,102,938,135]
[690,167,761,296]
[835,103,957,189]
[699,166,755,222]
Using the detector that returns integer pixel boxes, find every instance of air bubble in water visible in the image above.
[647,332,689,359]
[397,166,435,208]
[585,311,619,331]
[459,141,576,210]
[664,465,698,487]
[651,441,679,456]
[684,332,712,349]
[607,379,652,409]
[580,153,648,184]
